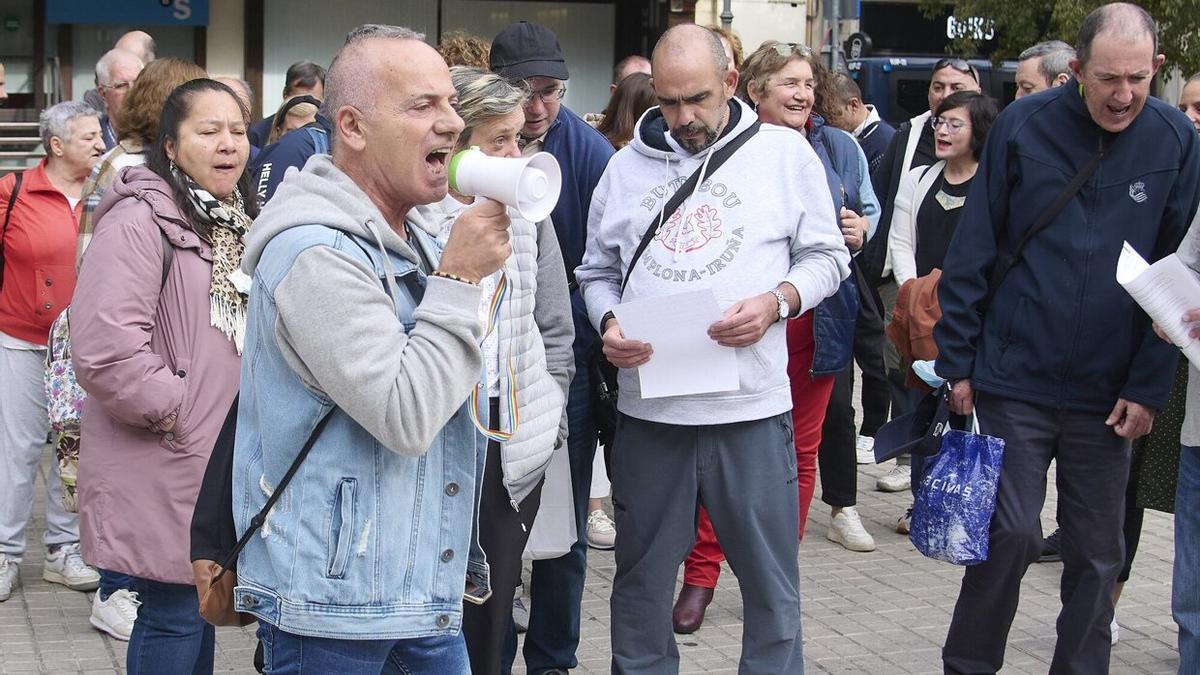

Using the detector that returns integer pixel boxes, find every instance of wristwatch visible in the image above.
[769,289,789,322]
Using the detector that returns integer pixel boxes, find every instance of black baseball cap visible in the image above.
[872,386,962,463]
[490,21,569,82]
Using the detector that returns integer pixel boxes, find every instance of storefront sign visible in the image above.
[46,0,209,26]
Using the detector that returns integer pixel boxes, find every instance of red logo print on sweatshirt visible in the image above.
[654,205,724,253]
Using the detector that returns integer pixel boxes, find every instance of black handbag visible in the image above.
[591,122,762,449]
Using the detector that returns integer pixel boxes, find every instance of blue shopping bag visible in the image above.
[909,415,1005,565]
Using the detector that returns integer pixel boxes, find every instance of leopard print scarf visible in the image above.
[174,166,253,354]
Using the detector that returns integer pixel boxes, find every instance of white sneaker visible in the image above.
[90,589,140,641]
[1110,617,1120,645]
[0,556,19,601]
[42,543,99,591]
[587,509,617,550]
[876,464,912,492]
[855,435,876,464]
[827,507,876,552]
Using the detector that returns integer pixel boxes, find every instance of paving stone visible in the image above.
[4,441,1181,674]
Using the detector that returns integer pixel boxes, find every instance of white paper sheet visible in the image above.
[1116,241,1200,369]
[611,289,739,399]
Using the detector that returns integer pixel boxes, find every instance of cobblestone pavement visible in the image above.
[1,452,1180,674]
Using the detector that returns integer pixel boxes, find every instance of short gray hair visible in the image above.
[95,48,143,86]
[1019,40,1076,86]
[323,24,425,120]
[449,66,527,153]
[39,100,100,151]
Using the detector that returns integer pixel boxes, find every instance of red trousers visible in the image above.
[683,311,835,589]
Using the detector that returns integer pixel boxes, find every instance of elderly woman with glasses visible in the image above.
[672,39,883,633]
[417,65,574,675]
[0,101,105,604]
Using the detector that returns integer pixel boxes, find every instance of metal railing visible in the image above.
[0,121,45,175]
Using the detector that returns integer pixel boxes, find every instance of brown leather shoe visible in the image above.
[672,583,714,634]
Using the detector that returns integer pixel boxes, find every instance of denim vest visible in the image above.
[232,224,486,640]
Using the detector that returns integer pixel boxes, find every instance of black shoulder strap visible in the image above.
[214,407,336,577]
[0,171,25,293]
[987,139,1107,297]
[620,121,761,294]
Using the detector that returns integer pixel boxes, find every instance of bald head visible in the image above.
[215,76,254,114]
[652,24,729,79]
[115,30,156,63]
[614,55,651,85]
[1077,2,1157,67]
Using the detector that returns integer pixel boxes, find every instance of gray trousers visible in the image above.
[609,411,803,675]
[942,392,1129,675]
[0,344,78,559]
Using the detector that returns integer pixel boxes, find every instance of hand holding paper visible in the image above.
[1116,241,1200,368]
[612,289,740,399]
[601,322,652,368]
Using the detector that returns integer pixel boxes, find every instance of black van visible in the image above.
[846,55,1018,125]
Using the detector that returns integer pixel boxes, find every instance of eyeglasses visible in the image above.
[526,84,566,104]
[933,57,979,83]
[99,81,132,92]
[772,42,814,58]
[932,116,969,134]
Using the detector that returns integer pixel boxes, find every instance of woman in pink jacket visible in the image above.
[71,79,257,674]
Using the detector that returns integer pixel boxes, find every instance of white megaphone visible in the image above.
[448,147,562,223]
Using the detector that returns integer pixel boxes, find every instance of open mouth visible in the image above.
[426,148,450,173]
[213,162,238,174]
[1108,103,1132,118]
[936,139,953,151]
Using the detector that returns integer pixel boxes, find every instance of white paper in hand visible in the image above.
[1116,241,1200,369]
[611,289,739,399]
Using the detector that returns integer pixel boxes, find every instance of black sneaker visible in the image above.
[1038,528,1062,563]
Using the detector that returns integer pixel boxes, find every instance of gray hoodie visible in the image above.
[242,154,484,455]
[577,98,849,425]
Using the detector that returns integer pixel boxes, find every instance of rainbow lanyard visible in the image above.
[469,272,520,443]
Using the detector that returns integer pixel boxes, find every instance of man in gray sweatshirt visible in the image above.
[232,24,512,669]
[577,24,848,674]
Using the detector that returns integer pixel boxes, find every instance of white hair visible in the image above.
[95,48,144,86]
[39,100,100,152]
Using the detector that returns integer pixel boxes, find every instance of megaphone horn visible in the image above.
[448,147,563,223]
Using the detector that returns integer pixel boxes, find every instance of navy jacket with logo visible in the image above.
[934,82,1200,412]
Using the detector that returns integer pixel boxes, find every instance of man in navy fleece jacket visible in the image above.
[934,4,1200,673]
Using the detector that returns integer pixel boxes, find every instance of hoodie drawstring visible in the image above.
[365,219,401,304]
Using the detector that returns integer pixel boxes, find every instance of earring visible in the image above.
[169,160,180,175]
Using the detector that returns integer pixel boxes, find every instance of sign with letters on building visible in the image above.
[46,0,209,26]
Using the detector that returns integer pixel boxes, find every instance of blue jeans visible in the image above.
[503,346,595,674]
[98,568,132,600]
[125,576,214,675]
[257,623,469,674]
[1176,445,1199,674]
